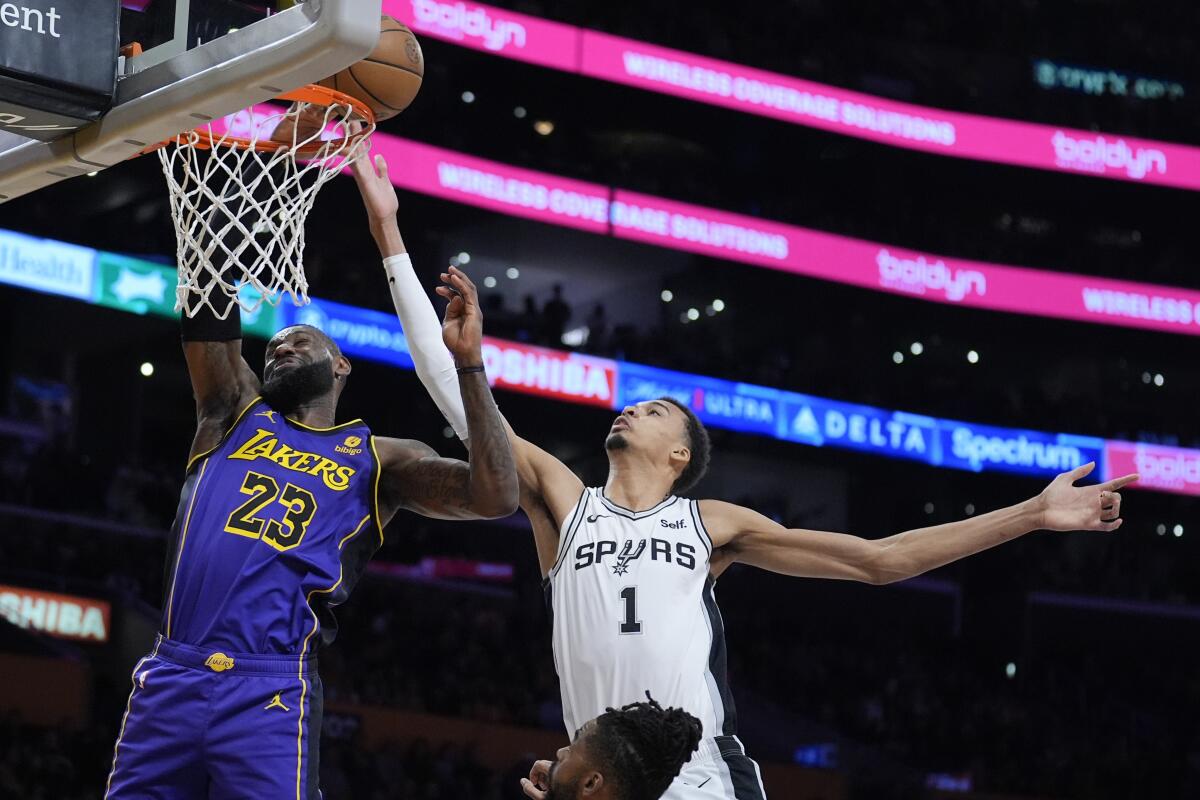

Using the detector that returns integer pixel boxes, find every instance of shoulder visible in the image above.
[696,499,781,548]
[372,436,438,469]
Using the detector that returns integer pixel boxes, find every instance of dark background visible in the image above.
[0,0,1197,797]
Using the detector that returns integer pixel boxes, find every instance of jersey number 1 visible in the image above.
[619,587,642,634]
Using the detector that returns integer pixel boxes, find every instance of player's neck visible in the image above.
[283,397,338,429]
[604,456,674,511]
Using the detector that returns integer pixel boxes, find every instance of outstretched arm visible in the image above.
[354,150,582,558]
[376,266,518,521]
[703,463,1138,583]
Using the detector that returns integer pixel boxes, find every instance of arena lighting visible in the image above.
[679,312,691,324]
[1006,662,1017,679]
[705,305,716,316]
[3,227,1197,494]
[687,307,700,320]
[1174,524,1184,537]
[513,106,527,118]
[1157,524,1167,535]
[892,351,904,364]
[483,276,497,288]
[661,290,674,302]
[910,342,924,356]
[712,298,725,312]
[1154,373,1165,386]
[461,90,475,103]
[967,350,980,364]
[965,504,975,515]
[456,251,471,264]
[534,120,555,136]
[139,362,154,377]
[389,0,1200,192]
[506,267,520,279]
[924,502,935,514]
[442,426,455,438]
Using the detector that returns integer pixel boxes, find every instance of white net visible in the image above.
[158,92,374,318]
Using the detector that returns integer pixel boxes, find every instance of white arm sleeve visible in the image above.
[383,253,470,442]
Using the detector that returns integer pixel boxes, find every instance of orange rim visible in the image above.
[151,85,375,156]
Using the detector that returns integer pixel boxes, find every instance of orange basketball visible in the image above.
[319,17,424,122]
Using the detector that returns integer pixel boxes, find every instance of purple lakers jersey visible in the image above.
[162,397,382,655]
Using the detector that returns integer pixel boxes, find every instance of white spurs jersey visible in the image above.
[545,488,737,740]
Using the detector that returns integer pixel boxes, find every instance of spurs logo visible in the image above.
[611,539,646,576]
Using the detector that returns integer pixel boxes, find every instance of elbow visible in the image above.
[471,484,520,520]
[864,548,913,586]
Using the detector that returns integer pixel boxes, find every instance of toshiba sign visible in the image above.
[481,338,616,408]
[0,585,111,642]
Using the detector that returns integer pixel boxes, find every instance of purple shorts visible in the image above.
[105,636,322,799]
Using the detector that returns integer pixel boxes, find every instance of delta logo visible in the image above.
[336,435,364,456]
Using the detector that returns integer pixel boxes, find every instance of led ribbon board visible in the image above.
[1,228,1194,495]
[389,0,1200,192]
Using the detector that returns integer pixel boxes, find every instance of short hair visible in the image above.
[588,694,703,800]
[658,397,711,496]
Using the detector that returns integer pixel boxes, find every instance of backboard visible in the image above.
[0,0,381,202]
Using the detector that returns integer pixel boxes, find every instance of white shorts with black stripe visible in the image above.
[663,735,768,800]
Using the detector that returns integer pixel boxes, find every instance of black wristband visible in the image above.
[456,365,485,375]
[180,305,242,342]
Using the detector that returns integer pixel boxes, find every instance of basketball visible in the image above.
[319,17,424,122]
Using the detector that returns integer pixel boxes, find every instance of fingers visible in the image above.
[1098,518,1123,533]
[520,778,547,800]
[374,153,389,181]
[1099,490,1121,522]
[1101,473,1139,492]
[529,760,551,783]
[1063,461,1096,482]
[446,266,479,307]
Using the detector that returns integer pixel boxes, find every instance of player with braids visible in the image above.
[521,694,703,800]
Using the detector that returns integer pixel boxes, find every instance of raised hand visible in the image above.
[519,760,552,799]
[350,150,400,225]
[435,266,484,365]
[1036,462,1138,532]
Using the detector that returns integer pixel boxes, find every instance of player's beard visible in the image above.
[605,432,629,451]
[262,357,335,413]
[542,776,580,800]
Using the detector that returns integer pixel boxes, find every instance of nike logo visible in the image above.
[586,514,610,523]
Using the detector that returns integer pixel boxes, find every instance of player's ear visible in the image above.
[335,355,351,382]
[669,445,691,471]
[581,770,605,796]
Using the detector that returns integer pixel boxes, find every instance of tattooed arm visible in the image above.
[374,369,518,522]
[373,264,518,523]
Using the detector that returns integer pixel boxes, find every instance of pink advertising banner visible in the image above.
[369,136,612,234]
[609,189,1200,335]
[360,130,1200,336]
[1105,442,1200,497]
[386,0,1200,191]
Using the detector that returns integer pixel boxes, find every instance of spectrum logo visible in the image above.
[876,249,986,303]
[411,0,527,52]
[1051,131,1167,180]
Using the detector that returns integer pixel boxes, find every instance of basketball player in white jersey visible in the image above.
[351,151,1138,799]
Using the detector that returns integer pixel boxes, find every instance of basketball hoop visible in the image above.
[156,85,376,318]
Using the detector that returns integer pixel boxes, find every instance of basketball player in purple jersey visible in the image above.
[352,149,1142,799]
[104,185,518,797]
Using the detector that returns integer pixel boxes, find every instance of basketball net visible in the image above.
[157,86,376,318]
